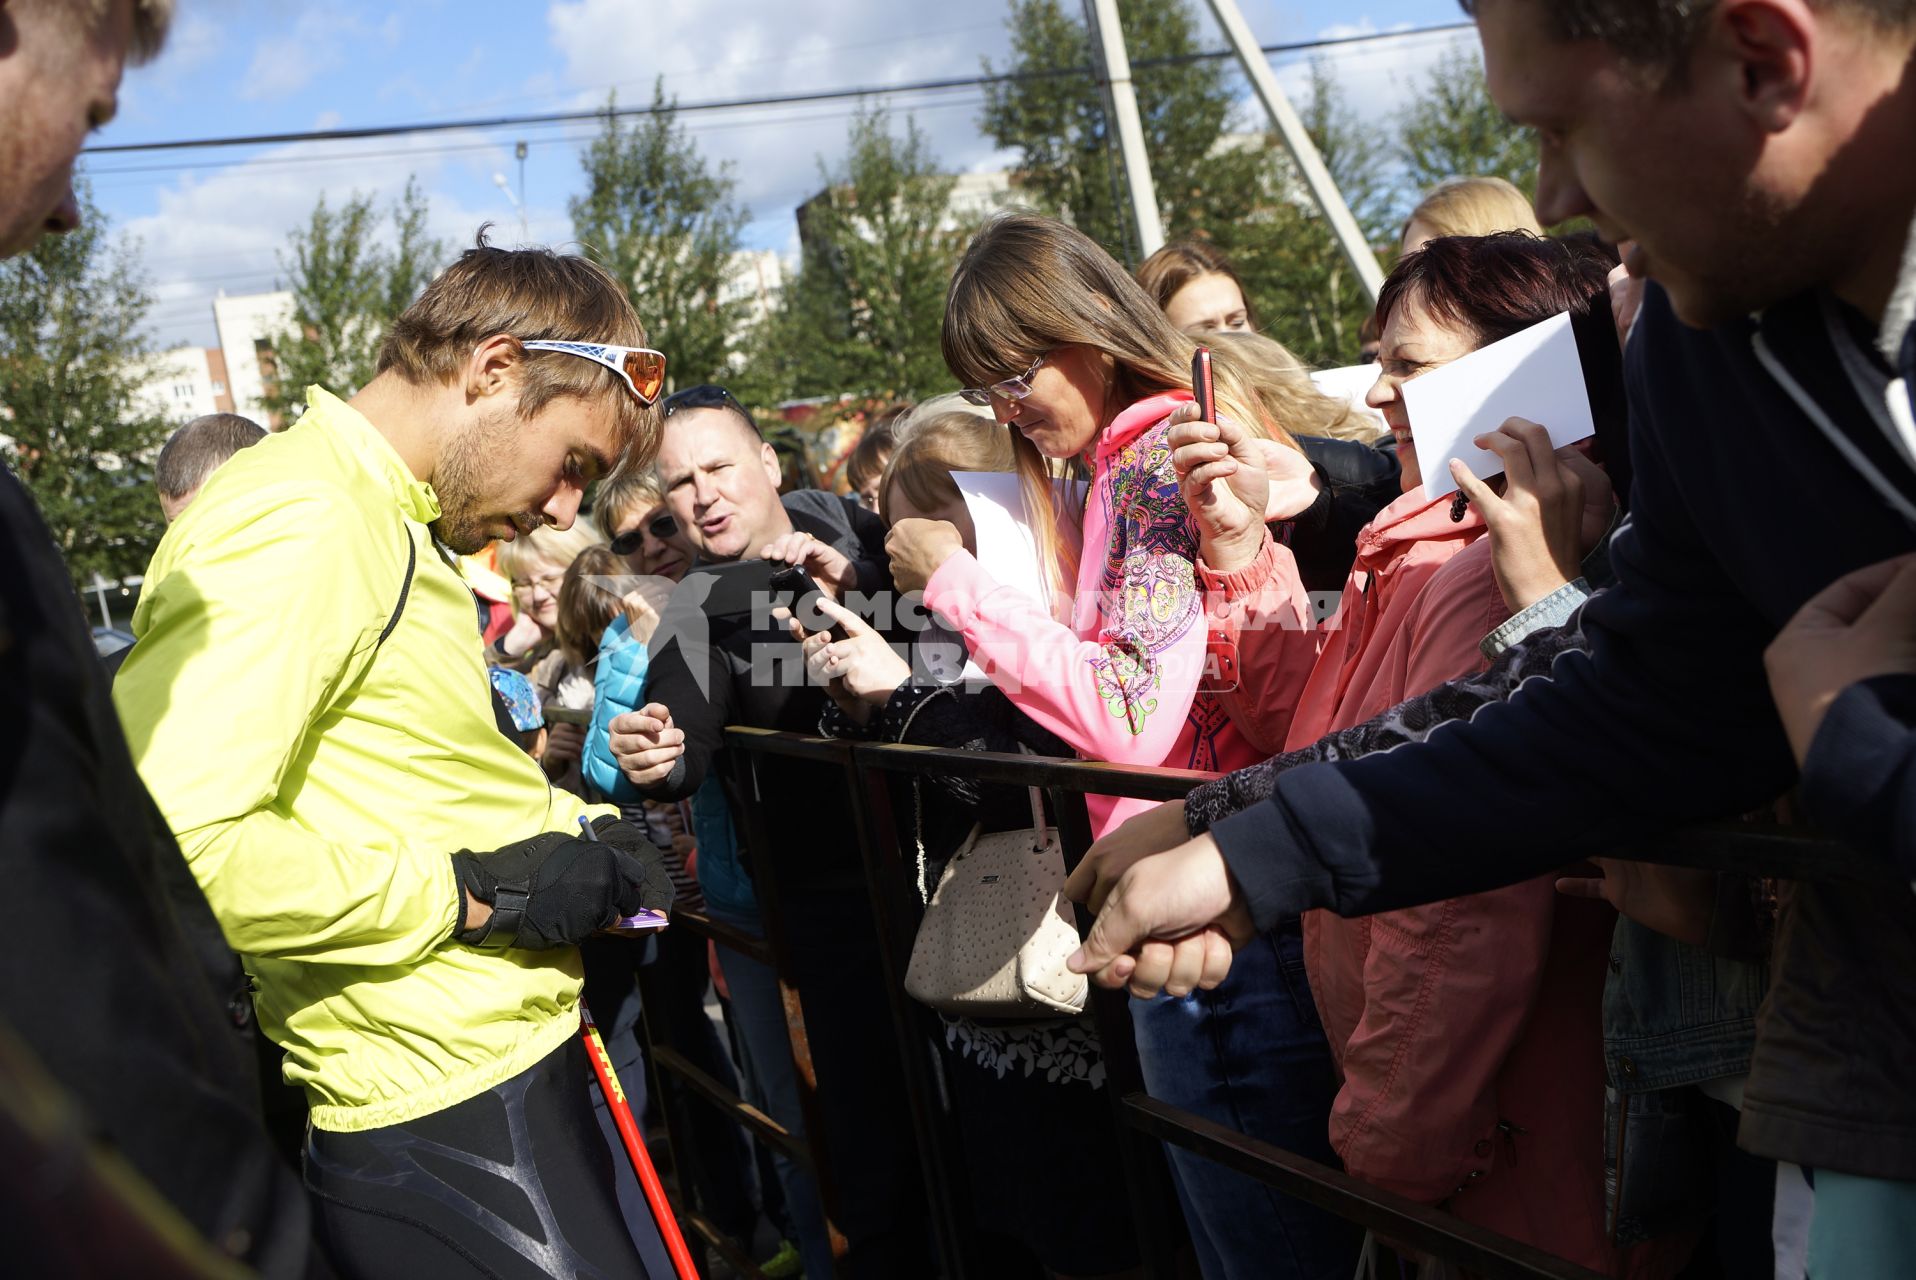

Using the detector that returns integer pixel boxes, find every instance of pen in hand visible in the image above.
[582,814,671,933]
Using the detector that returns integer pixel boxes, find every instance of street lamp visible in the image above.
[492,170,528,244]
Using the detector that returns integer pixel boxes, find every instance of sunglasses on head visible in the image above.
[521,340,668,406]
[608,511,680,557]
[660,383,749,419]
[959,353,1046,407]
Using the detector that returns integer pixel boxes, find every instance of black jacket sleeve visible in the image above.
[1799,674,1916,884]
[1285,435,1402,595]
[1209,346,1798,929]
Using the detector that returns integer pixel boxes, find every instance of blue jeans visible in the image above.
[709,904,835,1280]
[1131,921,1359,1280]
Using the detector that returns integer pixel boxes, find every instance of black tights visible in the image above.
[305,1035,659,1280]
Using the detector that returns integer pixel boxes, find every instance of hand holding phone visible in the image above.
[770,563,848,641]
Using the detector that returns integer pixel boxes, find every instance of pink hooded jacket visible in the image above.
[922,393,1291,837]
[1273,487,1624,1275]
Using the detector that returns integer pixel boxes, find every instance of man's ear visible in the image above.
[759,441,784,492]
[1717,0,1815,133]
[465,333,523,402]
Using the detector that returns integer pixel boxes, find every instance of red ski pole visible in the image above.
[582,1001,700,1280]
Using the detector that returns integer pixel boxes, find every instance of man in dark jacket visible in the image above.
[1070,0,1916,1270]
[0,0,314,1273]
[608,386,933,1277]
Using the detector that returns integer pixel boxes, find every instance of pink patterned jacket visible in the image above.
[921,393,1298,838]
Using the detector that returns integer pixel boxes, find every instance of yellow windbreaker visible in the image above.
[116,387,605,1132]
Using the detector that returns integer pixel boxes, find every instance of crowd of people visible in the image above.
[3,1,1915,1279]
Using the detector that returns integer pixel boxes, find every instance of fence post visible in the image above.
[840,745,984,1278]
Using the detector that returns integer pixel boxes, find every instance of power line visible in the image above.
[81,94,991,181]
[84,22,1472,157]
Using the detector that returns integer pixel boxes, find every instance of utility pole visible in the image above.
[1203,0,1384,299]
[1085,0,1164,260]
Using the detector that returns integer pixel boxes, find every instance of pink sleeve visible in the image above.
[923,545,1207,768]
[1197,533,1325,756]
[1330,879,1559,1204]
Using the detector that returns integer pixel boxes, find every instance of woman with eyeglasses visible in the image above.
[879,211,1356,1280]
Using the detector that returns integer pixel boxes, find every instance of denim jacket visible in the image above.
[1601,915,1767,1245]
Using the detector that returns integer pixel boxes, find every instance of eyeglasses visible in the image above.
[959,353,1046,407]
[661,383,749,419]
[521,340,668,406]
[609,511,679,557]
[511,571,566,598]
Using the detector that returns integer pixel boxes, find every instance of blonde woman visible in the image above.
[495,517,603,782]
[879,212,1357,1280]
[1400,175,1543,254]
[492,517,604,669]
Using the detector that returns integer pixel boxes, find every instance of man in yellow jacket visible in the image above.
[115,239,674,1279]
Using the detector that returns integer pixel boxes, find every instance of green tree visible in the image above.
[0,188,171,597]
[1395,47,1540,203]
[571,84,751,390]
[980,0,1269,261]
[271,179,445,422]
[747,109,965,403]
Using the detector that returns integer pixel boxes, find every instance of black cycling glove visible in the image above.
[451,816,672,950]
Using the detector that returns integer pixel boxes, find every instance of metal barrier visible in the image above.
[636,726,1892,1280]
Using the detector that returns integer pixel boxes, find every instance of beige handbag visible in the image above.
[903,781,1089,1020]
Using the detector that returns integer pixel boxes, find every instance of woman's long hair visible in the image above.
[1201,330,1374,442]
[942,212,1288,598]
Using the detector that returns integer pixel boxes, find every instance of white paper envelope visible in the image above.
[951,472,1079,684]
[1400,311,1595,499]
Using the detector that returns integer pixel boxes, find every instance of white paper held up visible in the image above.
[1399,311,1595,499]
[950,471,1080,684]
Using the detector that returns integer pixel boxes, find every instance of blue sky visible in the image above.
[90,0,1479,349]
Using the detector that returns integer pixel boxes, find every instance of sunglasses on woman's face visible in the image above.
[521,340,668,406]
[609,511,679,557]
[959,353,1046,406]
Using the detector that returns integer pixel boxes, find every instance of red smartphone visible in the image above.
[1191,345,1215,423]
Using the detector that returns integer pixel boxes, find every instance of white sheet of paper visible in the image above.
[952,472,1073,683]
[1399,311,1595,499]
[1309,364,1386,430]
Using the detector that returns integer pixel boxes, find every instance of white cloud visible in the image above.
[544,0,1015,250]
[238,9,398,102]
[1266,16,1478,124]
[115,132,553,348]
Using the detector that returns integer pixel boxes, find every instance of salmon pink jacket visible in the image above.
[1227,484,1626,1274]
[921,392,1297,837]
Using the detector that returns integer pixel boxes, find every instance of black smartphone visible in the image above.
[681,560,781,622]
[1191,344,1215,423]
[769,563,849,642]
[541,705,592,728]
